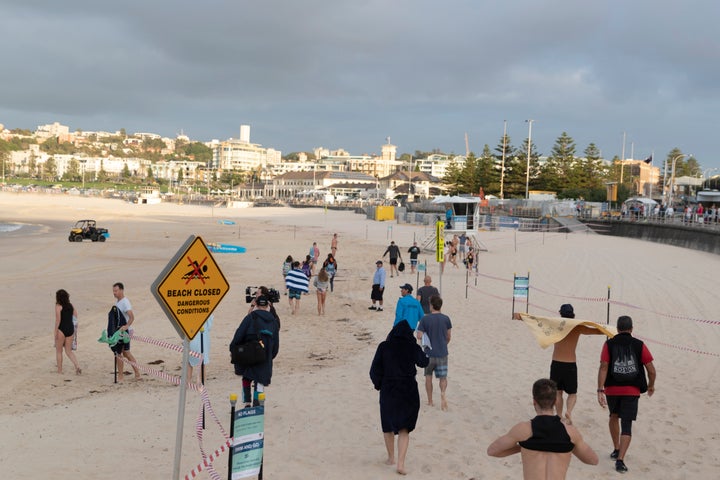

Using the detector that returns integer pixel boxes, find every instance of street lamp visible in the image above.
[667,153,689,207]
[525,119,534,199]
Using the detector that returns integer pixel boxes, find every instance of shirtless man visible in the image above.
[487,378,598,479]
[331,233,338,256]
[515,304,604,424]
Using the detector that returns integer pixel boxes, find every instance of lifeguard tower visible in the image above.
[425,195,488,252]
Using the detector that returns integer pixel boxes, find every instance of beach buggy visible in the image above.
[68,219,109,242]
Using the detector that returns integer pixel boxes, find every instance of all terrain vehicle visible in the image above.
[68,219,109,242]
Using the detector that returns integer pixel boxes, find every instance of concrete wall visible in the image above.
[584,221,720,255]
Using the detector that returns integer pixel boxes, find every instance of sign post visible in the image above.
[151,235,230,480]
[512,273,530,316]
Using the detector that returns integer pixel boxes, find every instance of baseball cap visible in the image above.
[399,283,413,293]
[255,295,269,307]
[559,304,575,318]
[376,260,383,265]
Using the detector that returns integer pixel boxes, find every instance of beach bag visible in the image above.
[231,314,266,367]
[398,261,405,272]
[611,343,640,383]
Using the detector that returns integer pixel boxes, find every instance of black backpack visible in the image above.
[611,342,640,383]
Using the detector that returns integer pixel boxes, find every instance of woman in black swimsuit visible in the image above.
[55,289,81,375]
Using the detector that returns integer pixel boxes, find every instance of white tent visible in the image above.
[623,197,658,206]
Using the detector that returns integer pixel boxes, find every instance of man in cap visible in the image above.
[369,260,387,312]
[550,304,606,425]
[394,283,424,331]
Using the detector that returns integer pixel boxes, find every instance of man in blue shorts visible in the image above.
[416,295,452,410]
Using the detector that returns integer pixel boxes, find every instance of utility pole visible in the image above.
[525,120,534,200]
[500,120,507,200]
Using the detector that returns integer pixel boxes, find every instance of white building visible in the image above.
[415,154,467,178]
[212,125,282,172]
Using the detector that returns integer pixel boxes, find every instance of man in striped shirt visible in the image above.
[285,261,309,315]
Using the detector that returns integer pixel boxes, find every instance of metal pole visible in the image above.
[525,120,534,199]
[606,286,611,325]
[526,271,530,314]
[200,331,205,430]
[172,338,190,480]
[500,120,507,199]
[228,393,237,480]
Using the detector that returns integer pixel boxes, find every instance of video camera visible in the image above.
[245,286,281,304]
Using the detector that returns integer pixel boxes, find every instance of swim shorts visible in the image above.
[289,289,302,300]
[424,356,448,378]
[550,360,578,394]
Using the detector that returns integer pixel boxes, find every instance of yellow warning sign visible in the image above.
[436,220,445,263]
[151,235,230,340]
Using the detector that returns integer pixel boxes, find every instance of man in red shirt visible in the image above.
[597,315,656,474]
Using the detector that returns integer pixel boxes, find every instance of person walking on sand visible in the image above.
[281,255,293,295]
[383,241,402,277]
[54,289,81,375]
[369,260,387,312]
[416,295,452,410]
[323,254,338,292]
[313,269,330,315]
[513,304,605,425]
[285,261,309,315]
[407,241,421,273]
[416,275,439,315]
[309,242,320,269]
[597,315,656,474]
[487,378,599,479]
[394,283,424,331]
[370,320,429,475]
[112,282,141,380]
[331,233,338,257]
[231,295,280,407]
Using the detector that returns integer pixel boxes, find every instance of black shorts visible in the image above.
[371,284,384,301]
[389,258,398,265]
[550,360,578,394]
[606,395,639,421]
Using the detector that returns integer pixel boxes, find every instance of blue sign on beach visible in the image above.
[513,276,529,298]
[231,406,265,479]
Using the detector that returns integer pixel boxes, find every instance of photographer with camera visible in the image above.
[231,293,281,408]
[246,286,282,326]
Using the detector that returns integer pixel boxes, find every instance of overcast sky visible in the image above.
[2,1,719,172]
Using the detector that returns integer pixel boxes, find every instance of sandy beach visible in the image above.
[1,191,719,479]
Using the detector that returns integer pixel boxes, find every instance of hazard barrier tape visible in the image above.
[635,335,720,358]
[116,339,233,480]
[184,439,232,480]
[193,387,227,480]
[129,333,203,358]
[465,281,719,357]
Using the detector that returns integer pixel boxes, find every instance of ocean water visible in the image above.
[0,223,23,233]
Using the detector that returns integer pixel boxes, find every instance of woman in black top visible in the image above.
[55,289,81,375]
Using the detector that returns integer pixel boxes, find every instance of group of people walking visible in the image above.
[282,234,340,315]
[498,306,657,477]
[369,273,452,475]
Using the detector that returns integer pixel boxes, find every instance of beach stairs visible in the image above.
[417,230,488,252]
[552,216,596,234]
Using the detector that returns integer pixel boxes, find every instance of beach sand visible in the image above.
[1,191,719,479]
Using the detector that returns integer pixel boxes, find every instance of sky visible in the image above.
[2,1,720,173]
